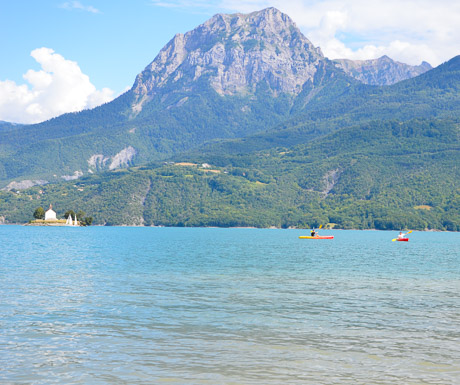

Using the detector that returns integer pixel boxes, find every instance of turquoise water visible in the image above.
[1,226,459,384]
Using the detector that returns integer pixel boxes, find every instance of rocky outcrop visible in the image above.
[86,149,136,173]
[109,146,136,170]
[61,171,83,181]
[132,7,325,110]
[3,179,48,191]
[322,169,341,197]
[88,154,110,172]
[333,56,432,85]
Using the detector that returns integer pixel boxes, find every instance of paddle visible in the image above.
[392,230,412,241]
[314,224,322,234]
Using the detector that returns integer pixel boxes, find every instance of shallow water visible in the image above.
[1,226,459,384]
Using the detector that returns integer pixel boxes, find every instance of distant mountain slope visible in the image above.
[0,121,23,134]
[334,55,432,85]
[188,55,460,156]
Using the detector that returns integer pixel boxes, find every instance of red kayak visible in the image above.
[396,238,409,242]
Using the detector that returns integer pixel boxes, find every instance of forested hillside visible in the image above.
[1,117,458,230]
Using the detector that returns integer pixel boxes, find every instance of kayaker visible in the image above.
[398,232,406,239]
[311,229,317,237]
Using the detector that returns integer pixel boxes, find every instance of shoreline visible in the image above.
[0,222,451,232]
[23,219,80,227]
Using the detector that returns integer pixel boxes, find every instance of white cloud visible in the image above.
[152,0,460,66]
[0,48,115,124]
[285,0,459,66]
[59,1,100,13]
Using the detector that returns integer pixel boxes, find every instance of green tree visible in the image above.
[64,210,75,219]
[83,216,93,226]
[33,207,45,220]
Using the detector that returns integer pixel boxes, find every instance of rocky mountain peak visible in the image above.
[203,7,297,38]
[333,56,433,85]
[132,8,325,109]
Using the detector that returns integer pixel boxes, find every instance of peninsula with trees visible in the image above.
[27,204,92,226]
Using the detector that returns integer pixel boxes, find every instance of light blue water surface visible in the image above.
[1,226,459,384]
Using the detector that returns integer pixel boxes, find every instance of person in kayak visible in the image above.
[311,229,317,237]
[398,232,406,239]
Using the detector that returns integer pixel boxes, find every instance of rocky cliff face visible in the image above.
[132,8,325,109]
[132,7,431,110]
[333,56,432,86]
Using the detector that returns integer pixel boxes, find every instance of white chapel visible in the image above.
[45,204,57,221]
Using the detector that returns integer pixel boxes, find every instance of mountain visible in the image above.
[0,8,459,230]
[0,8,354,189]
[132,8,324,102]
[0,8,439,189]
[333,55,432,85]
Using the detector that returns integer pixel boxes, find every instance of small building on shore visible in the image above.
[27,204,73,226]
[44,204,57,221]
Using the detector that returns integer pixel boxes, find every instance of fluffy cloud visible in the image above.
[152,0,460,66]
[282,0,458,66]
[0,48,114,124]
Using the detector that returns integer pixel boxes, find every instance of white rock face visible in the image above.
[109,146,136,170]
[88,154,109,170]
[3,179,48,191]
[132,7,324,104]
[61,171,83,181]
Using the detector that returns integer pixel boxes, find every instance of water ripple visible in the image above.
[1,227,459,384]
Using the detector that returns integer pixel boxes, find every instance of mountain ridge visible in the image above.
[333,55,432,85]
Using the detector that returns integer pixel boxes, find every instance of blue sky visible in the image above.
[1,0,459,124]
[1,1,207,97]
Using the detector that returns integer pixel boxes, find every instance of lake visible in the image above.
[1,226,459,384]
